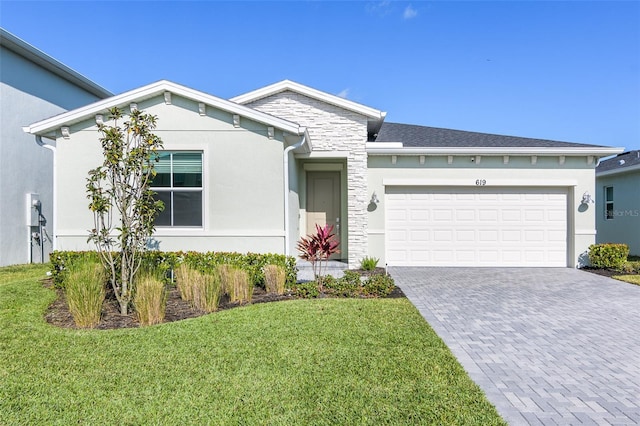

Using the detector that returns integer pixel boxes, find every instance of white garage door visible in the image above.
[386,187,568,267]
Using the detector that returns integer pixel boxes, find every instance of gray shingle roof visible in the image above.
[596,150,640,173]
[373,122,608,149]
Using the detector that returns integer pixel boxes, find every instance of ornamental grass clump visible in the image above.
[192,269,223,313]
[263,264,286,294]
[221,265,253,304]
[65,261,105,328]
[175,263,196,302]
[134,273,167,326]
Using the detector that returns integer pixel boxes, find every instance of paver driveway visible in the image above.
[389,267,640,426]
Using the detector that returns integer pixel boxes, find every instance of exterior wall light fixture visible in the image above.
[581,191,594,204]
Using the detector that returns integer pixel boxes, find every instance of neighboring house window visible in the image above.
[151,151,203,227]
[605,186,614,220]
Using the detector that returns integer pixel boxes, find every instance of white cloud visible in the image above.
[337,88,350,99]
[403,4,417,20]
[366,1,391,16]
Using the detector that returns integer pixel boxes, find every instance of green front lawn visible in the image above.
[613,275,640,286]
[0,265,504,425]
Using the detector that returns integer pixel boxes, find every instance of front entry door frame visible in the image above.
[302,163,346,261]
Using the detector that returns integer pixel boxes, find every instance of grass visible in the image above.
[0,264,505,425]
[263,264,286,294]
[134,273,167,325]
[65,261,105,328]
[613,275,640,286]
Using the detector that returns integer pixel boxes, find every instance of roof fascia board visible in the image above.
[596,163,640,177]
[366,145,625,157]
[0,28,112,98]
[24,80,305,136]
[231,79,386,120]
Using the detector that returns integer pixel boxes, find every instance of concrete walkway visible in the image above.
[389,267,640,426]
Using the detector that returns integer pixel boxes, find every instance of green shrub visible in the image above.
[360,256,379,271]
[620,260,640,274]
[588,243,630,269]
[363,274,396,297]
[264,264,286,295]
[51,251,297,290]
[292,281,320,298]
[296,271,394,299]
[134,272,167,326]
[65,261,105,328]
[323,272,360,297]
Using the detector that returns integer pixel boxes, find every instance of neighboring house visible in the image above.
[23,79,622,268]
[595,150,640,255]
[0,28,111,266]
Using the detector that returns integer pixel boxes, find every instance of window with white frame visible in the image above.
[151,151,203,227]
[605,186,614,220]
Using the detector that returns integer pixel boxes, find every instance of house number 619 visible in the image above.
[475,179,486,186]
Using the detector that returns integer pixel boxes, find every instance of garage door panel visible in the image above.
[410,230,430,241]
[386,187,567,267]
[433,230,453,241]
[547,209,566,222]
[456,230,475,241]
[501,210,521,221]
[410,209,429,221]
[387,230,407,241]
[479,210,499,222]
[548,230,567,241]
[525,210,545,222]
[433,210,453,221]
[502,230,521,241]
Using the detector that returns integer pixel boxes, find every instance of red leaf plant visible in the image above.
[297,224,340,290]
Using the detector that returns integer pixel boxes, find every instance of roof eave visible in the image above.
[23,80,306,137]
[366,144,625,157]
[596,163,640,177]
[230,79,386,120]
[0,28,112,99]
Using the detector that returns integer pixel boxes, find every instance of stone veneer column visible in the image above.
[346,151,368,265]
[245,91,370,266]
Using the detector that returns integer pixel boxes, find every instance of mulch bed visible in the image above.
[580,267,626,278]
[43,275,405,330]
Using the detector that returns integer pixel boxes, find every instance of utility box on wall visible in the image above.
[26,193,40,227]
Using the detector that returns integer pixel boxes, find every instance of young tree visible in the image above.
[86,107,164,315]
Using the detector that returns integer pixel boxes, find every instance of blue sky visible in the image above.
[1,1,639,150]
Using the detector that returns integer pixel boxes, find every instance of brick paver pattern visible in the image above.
[389,267,640,426]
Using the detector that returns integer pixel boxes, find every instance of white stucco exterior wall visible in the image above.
[244,91,369,265]
[367,155,598,267]
[54,94,288,254]
[0,46,104,266]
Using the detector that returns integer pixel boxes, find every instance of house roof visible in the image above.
[0,28,112,99]
[368,122,623,156]
[231,80,387,135]
[23,80,308,139]
[596,150,640,176]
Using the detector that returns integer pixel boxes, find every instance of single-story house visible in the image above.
[0,28,111,266]
[595,150,640,255]
[23,79,623,268]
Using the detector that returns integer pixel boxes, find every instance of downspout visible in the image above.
[34,135,57,251]
[283,133,306,256]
